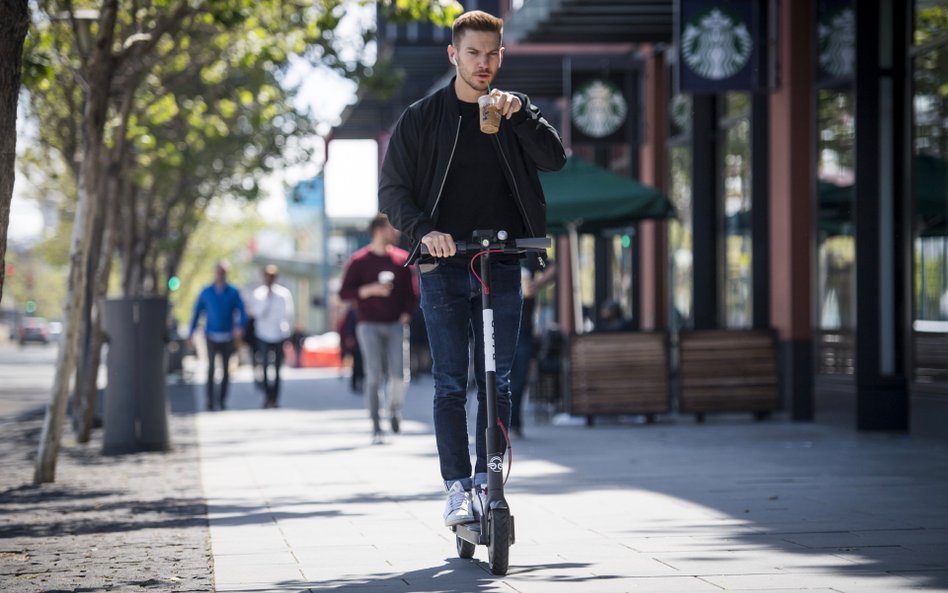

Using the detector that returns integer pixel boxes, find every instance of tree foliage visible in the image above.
[24,0,460,295]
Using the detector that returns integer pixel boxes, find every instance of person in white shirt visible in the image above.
[251,264,295,408]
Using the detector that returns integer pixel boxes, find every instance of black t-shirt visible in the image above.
[436,99,526,244]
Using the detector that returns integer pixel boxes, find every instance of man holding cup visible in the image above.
[339,214,419,444]
[379,10,565,525]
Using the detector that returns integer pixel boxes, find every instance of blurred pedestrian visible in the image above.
[339,214,419,444]
[509,257,556,438]
[189,261,247,411]
[337,305,364,393]
[596,299,633,332]
[290,324,307,369]
[251,264,294,408]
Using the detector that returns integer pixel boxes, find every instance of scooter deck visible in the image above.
[453,513,516,547]
[454,521,483,545]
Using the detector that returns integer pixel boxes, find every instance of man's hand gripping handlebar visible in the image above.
[418,230,551,259]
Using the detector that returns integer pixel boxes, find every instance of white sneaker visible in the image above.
[443,482,475,526]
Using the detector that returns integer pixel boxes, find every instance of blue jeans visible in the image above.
[256,338,285,405]
[419,258,523,489]
[509,322,533,431]
[205,338,235,409]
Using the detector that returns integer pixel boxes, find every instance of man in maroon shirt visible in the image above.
[339,214,420,444]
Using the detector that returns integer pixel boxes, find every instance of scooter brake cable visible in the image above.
[469,250,505,294]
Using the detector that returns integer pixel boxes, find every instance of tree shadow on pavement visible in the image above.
[274,560,597,593]
[0,494,207,538]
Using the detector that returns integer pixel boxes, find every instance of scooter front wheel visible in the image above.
[487,509,510,575]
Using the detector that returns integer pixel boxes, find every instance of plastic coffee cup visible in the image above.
[478,95,501,134]
[378,271,395,285]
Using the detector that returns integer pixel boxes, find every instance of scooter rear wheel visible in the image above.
[487,509,510,575]
[456,534,476,559]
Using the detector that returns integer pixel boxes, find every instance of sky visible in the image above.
[254,59,380,223]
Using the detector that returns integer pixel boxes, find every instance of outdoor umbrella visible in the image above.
[540,155,675,235]
[816,155,947,238]
[538,155,674,332]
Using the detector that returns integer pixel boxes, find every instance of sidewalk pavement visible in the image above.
[199,366,948,593]
[0,345,212,593]
[2,347,948,593]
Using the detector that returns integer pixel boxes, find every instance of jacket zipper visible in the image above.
[493,135,536,238]
[494,134,546,268]
[408,116,462,264]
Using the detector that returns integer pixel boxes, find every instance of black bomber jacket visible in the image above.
[378,78,566,261]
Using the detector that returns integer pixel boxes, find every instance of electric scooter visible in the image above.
[422,230,551,576]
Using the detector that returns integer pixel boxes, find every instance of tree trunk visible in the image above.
[0,0,30,302]
[76,131,130,442]
[34,103,107,483]
[73,160,110,443]
[34,1,120,483]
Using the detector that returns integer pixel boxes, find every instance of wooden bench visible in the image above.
[566,332,669,423]
[817,330,855,375]
[678,329,779,421]
[914,331,948,383]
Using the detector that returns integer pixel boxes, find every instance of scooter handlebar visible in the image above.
[418,236,551,257]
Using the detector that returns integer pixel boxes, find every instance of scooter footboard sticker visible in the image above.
[488,455,503,473]
[483,309,496,373]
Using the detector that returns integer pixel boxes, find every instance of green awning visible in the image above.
[540,156,675,235]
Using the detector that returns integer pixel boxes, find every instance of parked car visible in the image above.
[17,317,50,346]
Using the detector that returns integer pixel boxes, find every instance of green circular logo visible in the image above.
[571,79,627,139]
[681,8,752,80]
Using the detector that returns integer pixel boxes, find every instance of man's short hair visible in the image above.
[369,213,391,234]
[452,10,503,46]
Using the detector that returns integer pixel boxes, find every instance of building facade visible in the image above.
[333,0,948,440]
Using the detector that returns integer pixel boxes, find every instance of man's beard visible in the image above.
[461,68,492,93]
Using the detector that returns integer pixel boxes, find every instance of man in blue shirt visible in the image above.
[189,261,247,410]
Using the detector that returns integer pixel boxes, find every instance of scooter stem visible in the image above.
[480,249,506,505]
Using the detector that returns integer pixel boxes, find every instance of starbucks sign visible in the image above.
[677,0,762,92]
[682,9,751,79]
[571,79,627,139]
[818,1,854,81]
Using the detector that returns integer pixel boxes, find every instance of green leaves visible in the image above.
[22,0,464,294]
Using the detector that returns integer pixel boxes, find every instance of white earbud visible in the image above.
[451,55,457,66]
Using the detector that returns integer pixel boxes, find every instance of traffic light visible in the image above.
[168,276,181,292]
[25,300,36,314]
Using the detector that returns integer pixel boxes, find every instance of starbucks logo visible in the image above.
[571,79,627,138]
[670,94,692,134]
[681,8,752,80]
[819,8,854,79]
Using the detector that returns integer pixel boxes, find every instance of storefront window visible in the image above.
[916,1,948,46]
[816,89,856,374]
[668,143,693,329]
[579,233,596,331]
[912,3,948,383]
[721,92,752,328]
[609,230,634,322]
